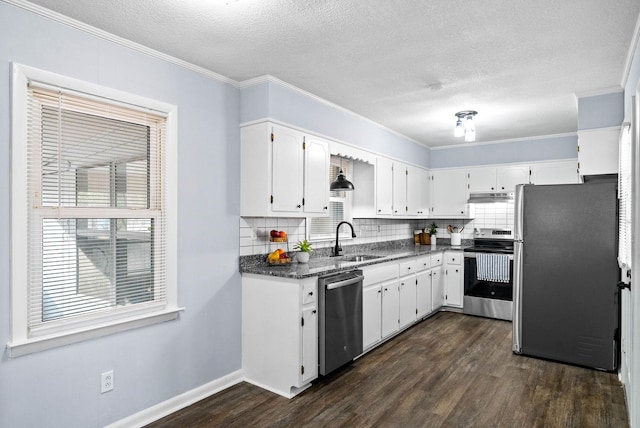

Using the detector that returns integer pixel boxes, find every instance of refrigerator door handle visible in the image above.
[512,241,523,353]
[514,184,525,241]
[617,281,631,290]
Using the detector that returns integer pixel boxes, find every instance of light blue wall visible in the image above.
[0,3,241,427]
[578,91,624,130]
[624,41,640,123]
[240,80,431,168]
[430,134,578,169]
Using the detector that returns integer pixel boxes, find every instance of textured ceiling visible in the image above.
[22,0,640,147]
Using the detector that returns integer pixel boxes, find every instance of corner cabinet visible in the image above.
[443,252,463,308]
[241,122,330,217]
[242,274,318,398]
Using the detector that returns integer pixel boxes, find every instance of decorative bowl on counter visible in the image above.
[267,257,291,265]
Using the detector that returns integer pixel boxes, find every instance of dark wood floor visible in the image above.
[147,312,629,428]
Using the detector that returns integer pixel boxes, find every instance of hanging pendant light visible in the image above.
[330,159,355,191]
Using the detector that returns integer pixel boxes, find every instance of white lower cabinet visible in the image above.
[444,251,463,308]
[242,274,318,398]
[362,262,400,349]
[363,284,383,350]
[399,274,417,329]
[430,266,444,310]
[381,279,400,338]
[362,254,446,352]
[416,270,433,318]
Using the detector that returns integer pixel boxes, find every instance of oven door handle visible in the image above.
[464,252,514,261]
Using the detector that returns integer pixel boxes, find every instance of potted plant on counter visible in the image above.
[293,239,313,263]
[427,222,438,247]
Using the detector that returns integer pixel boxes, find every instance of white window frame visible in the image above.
[9,63,181,357]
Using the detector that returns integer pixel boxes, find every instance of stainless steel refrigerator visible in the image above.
[513,182,619,371]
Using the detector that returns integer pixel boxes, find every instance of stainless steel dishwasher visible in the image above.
[318,269,364,376]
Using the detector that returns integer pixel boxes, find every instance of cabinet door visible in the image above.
[376,157,393,215]
[399,275,417,329]
[530,161,580,185]
[444,265,463,308]
[406,165,429,216]
[363,285,382,349]
[468,167,497,192]
[392,162,407,216]
[416,270,432,318]
[431,169,469,217]
[272,125,304,212]
[301,306,318,383]
[431,267,444,310]
[418,168,431,216]
[381,280,399,338]
[303,136,330,214]
[497,164,530,191]
[578,128,619,176]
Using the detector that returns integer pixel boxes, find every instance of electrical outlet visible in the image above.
[101,370,114,393]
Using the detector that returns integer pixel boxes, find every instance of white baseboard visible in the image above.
[106,369,244,428]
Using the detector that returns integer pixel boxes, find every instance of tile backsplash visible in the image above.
[240,201,516,256]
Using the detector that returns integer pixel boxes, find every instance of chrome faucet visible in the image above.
[332,221,356,257]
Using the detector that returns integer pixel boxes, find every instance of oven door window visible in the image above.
[464,257,513,300]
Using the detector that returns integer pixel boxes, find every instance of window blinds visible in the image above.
[618,122,632,283]
[26,83,167,333]
[309,157,350,240]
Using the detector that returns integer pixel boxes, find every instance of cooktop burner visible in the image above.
[464,228,514,254]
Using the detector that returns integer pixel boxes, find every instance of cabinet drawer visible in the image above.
[431,252,443,266]
[302,281,317,305]
[362,262,399,286]
[416,256,431,271]
[446,252,462,265]
[399,259,418,277]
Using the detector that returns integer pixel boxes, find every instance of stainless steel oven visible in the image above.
[463,228,514,321]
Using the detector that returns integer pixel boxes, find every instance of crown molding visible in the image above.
[430,131,577,150]
[3,0,238,87]
[574,86,624,98]
[238,74,426,148]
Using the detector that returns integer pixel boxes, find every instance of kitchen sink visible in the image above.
[340,254,385,262]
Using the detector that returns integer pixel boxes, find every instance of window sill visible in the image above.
[6,307,185,358]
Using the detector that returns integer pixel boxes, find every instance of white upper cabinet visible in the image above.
[468,167,497,192]
[430,169,469,218]
[468,164,530,193]
[271,126,304,213]
[530,160,580,185]
[240,122,330,217]
[303,136,330,214]
[392,162,408,216]
[375,156,394,216]
[407,165,429,216]
[497,164,531,191]
[577,127,620,176]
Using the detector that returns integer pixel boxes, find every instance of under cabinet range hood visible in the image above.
[467,192,514,203]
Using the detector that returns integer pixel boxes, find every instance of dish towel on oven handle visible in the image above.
[476,253,510,283]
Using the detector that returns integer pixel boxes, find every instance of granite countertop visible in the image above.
[240,240,470,279]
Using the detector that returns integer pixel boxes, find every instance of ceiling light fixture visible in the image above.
[454,110,478,142]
